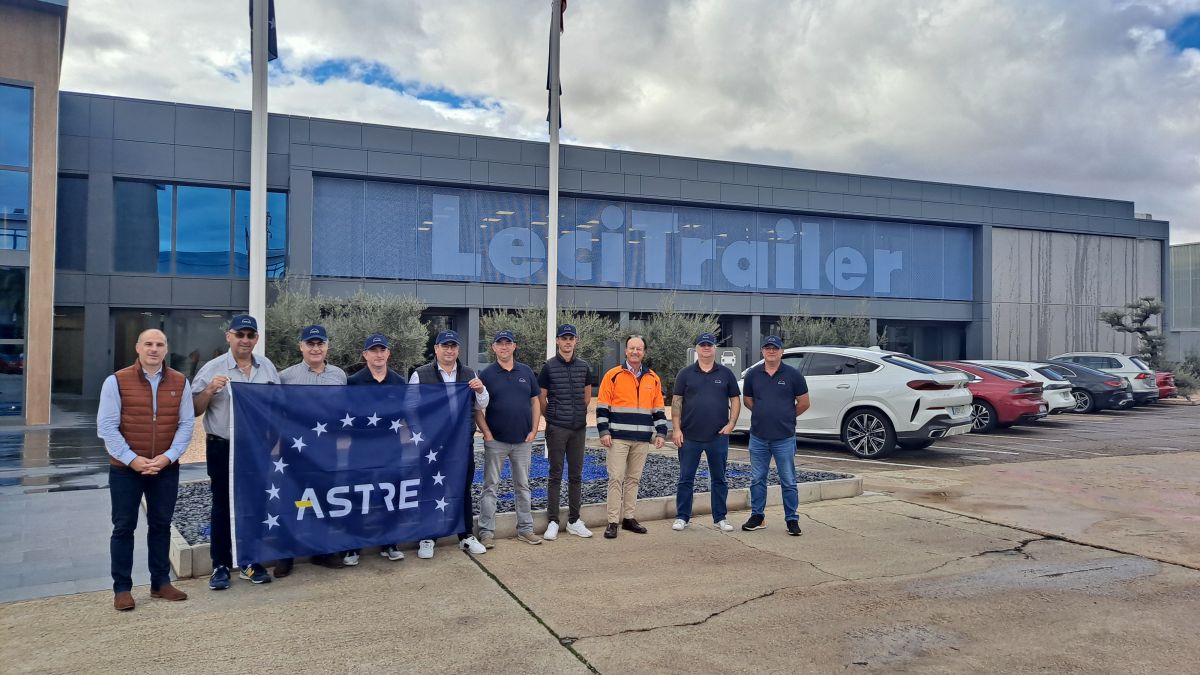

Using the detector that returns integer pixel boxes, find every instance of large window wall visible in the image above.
[112,181,288,277]
[0,83,32,251]
[112,309,233,378]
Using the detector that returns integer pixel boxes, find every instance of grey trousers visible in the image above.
[479,440,533,535]
[545,424,586,524]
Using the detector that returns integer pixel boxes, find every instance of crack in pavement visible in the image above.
[1039,566,1115,578]
[720,530,851,581]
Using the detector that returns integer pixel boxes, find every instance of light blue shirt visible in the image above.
[192,350,280,439]
[97,368,196,466]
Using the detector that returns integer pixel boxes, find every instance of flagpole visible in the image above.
[546,0,563,359]
[250,0,269,355]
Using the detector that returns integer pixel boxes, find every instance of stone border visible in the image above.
[169,475,862,578]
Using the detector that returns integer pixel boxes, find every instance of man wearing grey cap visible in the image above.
[276,325,347,576]
[192,314,280,589]
[409,330,490,558]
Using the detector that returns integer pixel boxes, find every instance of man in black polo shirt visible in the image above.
[474,330,542,548]
[740,335,810,536]
[671,332,741,533]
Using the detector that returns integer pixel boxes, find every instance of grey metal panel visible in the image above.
[458,137,476,158]
[729,164,747,185]
[289,143,312,167]
[958,186,990,206]
[287,169,314,277]
[779,169,816,190]
[747,166,780,187]
[887,199,921,218]
[522,142,549,166]
[365,151,420,177]
[415,284,468,305]
[621,153,660,176]
[85,276,110,303]
[580,171,623,193]
[922,201,955,221]
[420,156,471,181]
[175,106,235,149]
[697,161,734,183]
[174,145,234,182]
[412,131,459,156]
[110,275,172,304]
[233,113,289,154]
[642,176,680,199]
[680,180,720,201]
[234,151,249,182]
[1051,195,1078,213]
[113,99,175,143]
[1140,220,1169,239]
[845,176,860,195]
[470,161,488,183]
[534,165,549,188]
[809,191,844,212]
[721,183,758,205]
[953,204,985,223]
[843,195,877,214]
[624,175,641,195]
[1104,200,1133,218]
[268,152,289,188]
[362,125,412,152]
[230,280,249,307]
[922,183,953,202]
[59,94,89,136]
[476,138,523,163]
[560,168,581,191]
[309,120,362,147]
[1018,192,1051,211]
[891,181,922,200]
[58,135,88,172]
[758,187,773,205]
[773,188,808,209]
[990,208,1022,226]
[112,140,174,176]
[172,278,233,306]
[488,162,534,186]
[54,273,86,304]
[89,96,114,138]
[859,177,891,197]
[1050,212,1087,230]
[88,138,113,172]
[987,189,1020,208]
[482,285,533,307]
[311,146,367,173]
[1021,210,1051,228]
[290,118,310,144]
[659,157,697,180]
[563,146,605,171]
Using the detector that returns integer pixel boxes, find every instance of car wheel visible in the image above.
[898,439,935,450]
[841,409,896,459]
[970,400,998,433]
[1071,389,1095,414]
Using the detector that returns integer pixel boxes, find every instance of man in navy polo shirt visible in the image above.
[671,332,741,533]
[475,330,542,547]
[740,335,810,536]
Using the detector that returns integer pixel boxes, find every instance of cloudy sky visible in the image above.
[61,0,1200,241]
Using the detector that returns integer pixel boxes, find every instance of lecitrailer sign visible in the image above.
[313,177,973,301]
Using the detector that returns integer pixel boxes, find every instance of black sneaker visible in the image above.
[239,563,273,584]
[209,565,231,591]
[786,520,802,536]
[741,514,766,531]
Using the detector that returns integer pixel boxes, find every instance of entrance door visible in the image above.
[0,267,26,418]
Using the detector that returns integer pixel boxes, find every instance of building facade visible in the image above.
[1169,242,1200,361]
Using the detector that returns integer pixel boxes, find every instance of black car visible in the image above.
[1035,360,1133,413]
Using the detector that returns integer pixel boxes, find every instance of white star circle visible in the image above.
[425,449,438,464]
[410,431,424,446]
[312,422,327,437]
[390,419,403,433]
[432,471,445,485]
[366,412,381,426]
[435,497,448,512]
[291,437,306,452]
[265,484,280,500]
[340,413,356,428]
[263,514,280,530]
[273,457,288,473]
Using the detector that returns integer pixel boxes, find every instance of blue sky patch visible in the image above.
[1167,14,1200,51]
[297,58,488,109]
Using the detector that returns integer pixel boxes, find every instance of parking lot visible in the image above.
[726,399,1200,474]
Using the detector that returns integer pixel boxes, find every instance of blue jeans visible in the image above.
[110,462,179,593]
[675,436,729,523]
[748,435,798,521]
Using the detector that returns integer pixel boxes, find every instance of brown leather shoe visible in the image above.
[621,518,648,534]
[113,591,135,611]
[273,558,294,578]
[150,584,188,601]
[604,522,618,539]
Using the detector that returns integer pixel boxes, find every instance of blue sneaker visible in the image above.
[209,565,231,591]
[239,563,273,584]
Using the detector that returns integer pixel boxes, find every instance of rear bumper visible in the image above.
[1096,390,1133,410]
[1158,385,1178,399]
[999,399,1047,424]
[896,413,973,441]
[1133,391,1159,404]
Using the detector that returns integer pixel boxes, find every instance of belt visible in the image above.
[206,434,230,443]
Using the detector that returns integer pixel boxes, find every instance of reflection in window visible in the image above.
[0,84,31,168]
[0,170,29,251]
[52,307,84,394]
[56,176,88,271]
[112,308,232,376]
[0,267,25,417]
[114,181,171,273]
[234,190,288,278]
[176,186,232,276]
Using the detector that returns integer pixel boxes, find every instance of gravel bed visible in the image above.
[174,444,849,545]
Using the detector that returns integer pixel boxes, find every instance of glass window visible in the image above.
[781,353,806,372]
[0,267,25,418]
[234,190,288,278]
[972,364,1019,380]
[854,359,880,374]
[989,365,1027,378]
[176,186,231,276]
[881,354,939,374]
[114,181,172,273]
[1043,364,1076,378]
[805,352,856,376]
[112,308,232,376]
[56,176,88,271]
[0,170,29,251]
[0,84,31,168]
[1129,357,1150,371]
[52,307,84,395]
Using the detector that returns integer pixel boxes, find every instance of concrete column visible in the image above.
[750,314,762,351]
[466,306,480,370]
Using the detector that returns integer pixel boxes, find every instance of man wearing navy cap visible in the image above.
[670,333,741,533]
[192,314,280,589]
[537,323,593,540]
[740,336,810,536]
[475,330,542,547]
[408,330,490,558]
[276,325,347,576]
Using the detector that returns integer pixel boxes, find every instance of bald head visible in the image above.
[134,329,168,373]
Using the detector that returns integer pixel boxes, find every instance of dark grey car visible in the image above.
[1036,360,1134,413]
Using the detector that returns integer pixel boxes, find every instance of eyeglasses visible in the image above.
[438,343,460,349]
[232,331,258,339]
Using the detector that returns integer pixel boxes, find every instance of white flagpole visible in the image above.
[546,0,562,359]
[250,0,269,355]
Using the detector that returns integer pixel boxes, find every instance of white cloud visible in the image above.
[61,0,1200,240]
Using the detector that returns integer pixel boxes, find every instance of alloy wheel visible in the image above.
[846,412,888,457]
[971,403,991,430]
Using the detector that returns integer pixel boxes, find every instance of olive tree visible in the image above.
[639,296,720,396]
[479,305,617,375]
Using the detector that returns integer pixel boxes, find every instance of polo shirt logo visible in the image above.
[714,379,722,384]
[518,377,527,383]
[777,380,786,385]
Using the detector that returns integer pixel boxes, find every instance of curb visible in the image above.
[169,475,862,578]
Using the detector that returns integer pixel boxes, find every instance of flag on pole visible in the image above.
[249,0,279,61]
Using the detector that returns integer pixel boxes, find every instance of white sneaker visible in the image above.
[543,521,560,541]
[672,518,688,531]
[565,519,593,538]
[459,535,487,554]
[417,539,435,559]
[716,520,735,532]
[380,545,404,561]
[343,550,360,566]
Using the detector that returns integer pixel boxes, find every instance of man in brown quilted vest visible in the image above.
[97,329,195,611]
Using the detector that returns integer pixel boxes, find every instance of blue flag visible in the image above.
[230,381,473,564]
[249,0,279,62]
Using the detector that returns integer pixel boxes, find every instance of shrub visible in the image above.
[777,303,885,349]
[479,305,617,376]
[639,295,720,396]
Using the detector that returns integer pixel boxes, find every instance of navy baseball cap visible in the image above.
[556,324,578,337]
[229,315,258,332]
[363,333,390,350]
[299,325,328,342]
[695,332,717,346]
[493,330,516,343]
[435,330,460,346]
[761,335,784,349]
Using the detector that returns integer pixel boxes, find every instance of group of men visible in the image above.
[99,315,812,612]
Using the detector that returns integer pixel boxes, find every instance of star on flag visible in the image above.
[340,413,356,427]
[425,448,438,464]
[273,457,288,473]
[291,437,306,452]
[265,484,280,500]
[312,422,327,437]
[263,514,280,530]
[366,412,381,426]
[435,497,448,511]
[411,431,424,446]
[432,471,445,485]
[390,419,403,433]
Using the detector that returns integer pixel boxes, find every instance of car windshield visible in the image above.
[1130,356,1150,371]
[882,355,939,374]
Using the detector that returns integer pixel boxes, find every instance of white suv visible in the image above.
[1050,352,1158,405]
[734,346,973,459]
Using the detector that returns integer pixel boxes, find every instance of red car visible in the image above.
[1157,371,1177,400]
[933,361,1048,433]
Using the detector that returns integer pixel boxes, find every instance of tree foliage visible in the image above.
[266,282,428,376]
[1099,296,1166,369]
[479,305,618,377]
[639,295,720,396]
[777,304,885,349]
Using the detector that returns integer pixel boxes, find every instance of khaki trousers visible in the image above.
[606,438,651,523]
